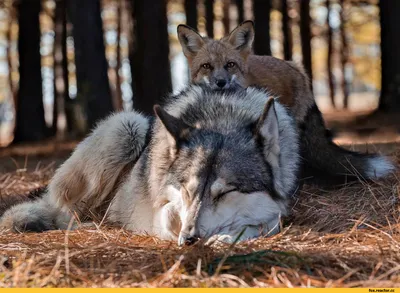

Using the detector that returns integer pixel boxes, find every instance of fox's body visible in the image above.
[178,21,395,183]
[1,85,300,244]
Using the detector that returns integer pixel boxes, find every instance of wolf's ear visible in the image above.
[255,98,279,157]
[177,25,205,61]
[228,21,254,54]
[154,105,192,144]
[255,98,300,198]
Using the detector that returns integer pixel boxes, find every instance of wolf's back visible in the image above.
[0,111,150,232]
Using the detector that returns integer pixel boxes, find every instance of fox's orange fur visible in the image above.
[177,21,313,123]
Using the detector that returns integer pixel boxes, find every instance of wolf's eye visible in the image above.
[226,62,236,69]
[215,188,237,200]
[202,63,211,70]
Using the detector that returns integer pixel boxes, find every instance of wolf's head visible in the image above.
[177,21,254,90]
[152,86,300,245]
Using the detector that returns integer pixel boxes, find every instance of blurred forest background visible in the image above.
[0,0,399,147]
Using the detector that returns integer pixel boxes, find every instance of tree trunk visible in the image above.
[7,12,16,111]
[281,0,292,60]
[184,0,198,30]
[205,0,214,38]
[67,0,113,131]
[253,0,271,56]
[326,0,335,108]
[340,0,350,109]
[53,0,66,136]
[114,0,123,111]
[223,0,230,35]
[378,0,400,112]
[235,0,244,24]
[300,0,313,81]
[14,0,48,143]
[130,0,172,115]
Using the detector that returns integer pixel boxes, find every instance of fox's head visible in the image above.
[177,21,255,90]
[152,86,300,245]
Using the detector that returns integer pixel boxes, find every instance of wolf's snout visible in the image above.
[178,225,200,246]
[178,234,199,246]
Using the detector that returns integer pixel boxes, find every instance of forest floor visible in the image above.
[0,137,399,288]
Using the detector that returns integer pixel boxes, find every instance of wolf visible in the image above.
[0,85,300,245]
[177,21,395,184]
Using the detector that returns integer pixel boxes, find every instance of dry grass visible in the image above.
[0,145,399,288]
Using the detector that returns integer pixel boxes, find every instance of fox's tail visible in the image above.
[300,104,396,185]
[0,111,150,232]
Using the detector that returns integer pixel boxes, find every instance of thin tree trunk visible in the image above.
[253,0,271,56]
[340,0,350,109]
[235,0,244,24]
[300,0,313,81]
[205,0,214,38]
[130,0,172,115]
[378,0,400,112]
[6,14,16,111]
[14,0,48,143]
[184,0,198,30]
[114,0,123,111]
[61,1,74,134]
[326,0,335,108]
[223,0,230,34]
[281,0,292,60]
[52,0,65,136]
[52,59,58,136]
[67,0,114,130]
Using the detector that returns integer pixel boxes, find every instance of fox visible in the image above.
[177,21,395,184]
[0,85,300,244]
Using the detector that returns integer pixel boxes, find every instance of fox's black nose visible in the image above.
[216,79,227,88]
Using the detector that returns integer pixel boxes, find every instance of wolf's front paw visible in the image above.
[205,224,280,245]
[205,234,234,245]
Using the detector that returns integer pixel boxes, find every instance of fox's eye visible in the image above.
[226,62,236,68]
[202,63,211,70]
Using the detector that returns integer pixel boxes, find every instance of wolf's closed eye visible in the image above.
[215,188,237,201]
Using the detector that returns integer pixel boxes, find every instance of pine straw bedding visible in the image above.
[0,151,399,288]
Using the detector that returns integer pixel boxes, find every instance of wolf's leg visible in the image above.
[0,111,150,232]
[205,222,281,245]
[205,226,263,245]
[0,196,73,232]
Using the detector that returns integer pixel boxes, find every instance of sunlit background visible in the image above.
[0,0,382,146]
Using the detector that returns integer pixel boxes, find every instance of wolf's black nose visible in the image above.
[184,235,198,246]
[216,79,227,88]
[178,234,199,246]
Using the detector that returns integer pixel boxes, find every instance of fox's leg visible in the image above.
[0,111,150,232]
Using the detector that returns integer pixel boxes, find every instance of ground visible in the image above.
[0,138,399,288]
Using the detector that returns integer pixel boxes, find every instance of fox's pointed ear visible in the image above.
[255,98,300,198]
[177,24,205,62]
[154,105,192,145]
[228,20,254,54]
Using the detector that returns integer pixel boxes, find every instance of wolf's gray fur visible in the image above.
[0,85,300,244]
